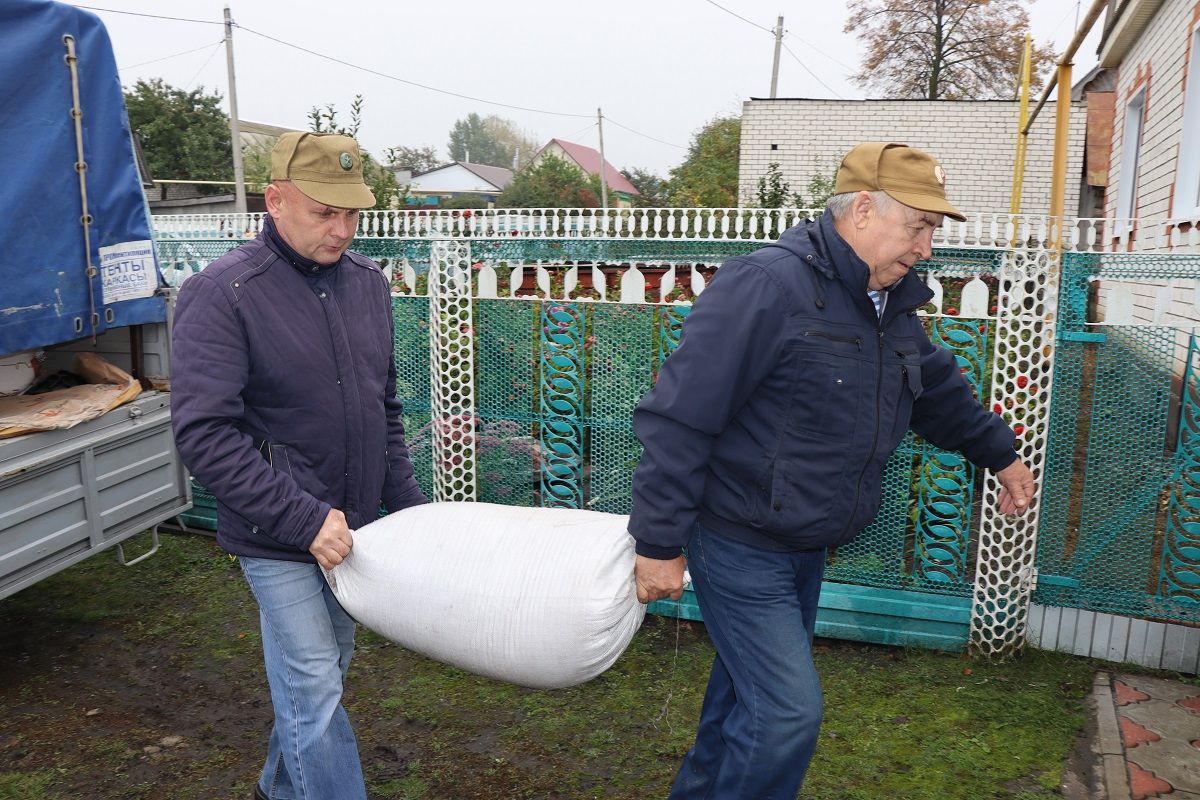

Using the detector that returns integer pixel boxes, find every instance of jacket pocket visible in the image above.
[788,355,862,438]
[764,434,849,545]
[258,440,296,478]
[888,358,923,450]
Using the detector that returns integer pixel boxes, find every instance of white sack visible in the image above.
[325,501,646,689]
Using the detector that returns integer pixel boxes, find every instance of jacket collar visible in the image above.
[810,211,934,317]
[261,214,342,277]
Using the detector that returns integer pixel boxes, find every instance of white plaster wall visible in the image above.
[410,165,500,194]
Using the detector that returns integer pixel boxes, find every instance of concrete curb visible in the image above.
[1094,672,1132,800]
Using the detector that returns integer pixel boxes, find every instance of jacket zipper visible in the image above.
[803,331,862,348]
[840,327,885,541]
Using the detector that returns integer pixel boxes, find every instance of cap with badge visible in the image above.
[270,131,376,209]
[834,142,965,221]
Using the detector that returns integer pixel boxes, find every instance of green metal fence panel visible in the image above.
[1037,252,1200,624]
[588,304,656,514]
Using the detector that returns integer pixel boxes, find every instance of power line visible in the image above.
[120,39,224,71]
[605,117,686,150]
[562,121,599,143]
[183,40,224,92]
[781,42,845,99]
[237,24,593,119]
[76,5,223,25]
[84,4,688,155]
[701,0,774,35]
[784,31,857,73]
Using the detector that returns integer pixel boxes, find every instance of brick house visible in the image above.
[737,98,1087,217]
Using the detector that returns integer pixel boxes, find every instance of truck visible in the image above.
[0,0,192,599]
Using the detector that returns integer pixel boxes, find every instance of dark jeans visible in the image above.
[669,523,826,800]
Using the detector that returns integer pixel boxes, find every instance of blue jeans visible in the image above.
[240,557,365,800]
[669,523,826,800]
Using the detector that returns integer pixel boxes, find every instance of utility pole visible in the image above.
[224,6,246,214]
[596,107,609,210]
[770,15,783,98]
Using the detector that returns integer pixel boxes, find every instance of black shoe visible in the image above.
[253,786,268,800]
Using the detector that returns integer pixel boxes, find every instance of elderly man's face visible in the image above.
[854,197,942,291]
[265,181,360,265]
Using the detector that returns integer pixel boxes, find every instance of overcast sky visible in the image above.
[74,0,1103,176]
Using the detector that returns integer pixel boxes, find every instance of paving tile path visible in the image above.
[1112,673,1200,800]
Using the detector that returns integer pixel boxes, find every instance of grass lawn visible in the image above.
[0,529,1107,799]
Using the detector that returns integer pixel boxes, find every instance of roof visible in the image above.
[459,161,514,190]
[1098,0,1166,68]
[238,120,293,138]
[539,139,640,196]
[410,161,513,192]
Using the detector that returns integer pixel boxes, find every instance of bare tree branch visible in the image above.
[846,0,1054,100]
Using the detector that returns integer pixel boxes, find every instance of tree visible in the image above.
[498,155,602,208]
[308,94,365,138]
[484,116,540,170]
[845,0,1057,100]
[383,145,442,173]
[666,116,741,207]
[622,167,670,207]
[241,141,273,193]
[307,95,401,209]
[802,169,838,210]
[754,163,803,208]
[447,113,536,168]
[123,78,232,191]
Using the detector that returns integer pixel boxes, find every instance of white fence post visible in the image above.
[428,239,477,502]
[970,246,1059,658]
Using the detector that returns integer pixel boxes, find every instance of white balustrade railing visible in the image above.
[150,208,1200,253]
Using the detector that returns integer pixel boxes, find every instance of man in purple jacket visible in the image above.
[629,143,1035,798]
[171,132,427,800]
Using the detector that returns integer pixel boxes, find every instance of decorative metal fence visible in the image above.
[156,209,1200,670]
[1037,252,1200,625]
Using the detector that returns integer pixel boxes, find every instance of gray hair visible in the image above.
[827,190,895,220]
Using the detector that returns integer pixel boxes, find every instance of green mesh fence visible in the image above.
[1037,252,1200,624]
[393,296,434,500]
[159,231,1200,628]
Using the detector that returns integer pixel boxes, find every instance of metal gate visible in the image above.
[1031,251,1200,669]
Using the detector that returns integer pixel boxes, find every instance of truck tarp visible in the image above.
[0,0,167,357]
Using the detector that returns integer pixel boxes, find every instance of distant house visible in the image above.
[239,120,291,156]
[530,138,640,208]
[147,119,284,215]
[405,162,514,207]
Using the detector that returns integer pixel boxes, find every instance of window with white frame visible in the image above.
[1115,88,1146,233]
[1174,26,1200,218]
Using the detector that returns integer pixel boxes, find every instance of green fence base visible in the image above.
[177,480,217,531]
[648,583,971,652]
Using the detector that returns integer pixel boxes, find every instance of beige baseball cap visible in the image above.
[270,131,376,209]
[834,142,965,221]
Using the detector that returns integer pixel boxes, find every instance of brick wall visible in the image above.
[737,98,1087,217]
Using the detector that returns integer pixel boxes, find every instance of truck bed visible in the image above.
[0,388,190,599]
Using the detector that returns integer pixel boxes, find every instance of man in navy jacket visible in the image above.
[172,132,426,800]
[629,143,1035,798]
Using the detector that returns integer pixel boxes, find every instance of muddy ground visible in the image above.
[0,530,1104,800]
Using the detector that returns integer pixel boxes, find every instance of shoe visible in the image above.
[253,785,268,800]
